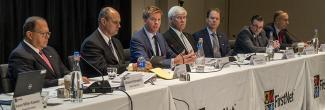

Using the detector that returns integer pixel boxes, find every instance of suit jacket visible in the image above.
[264,23,297,49]
[234,26,268,54]
[130,27,176,68]
[80,30,127,77]
[163,28,197,54]
[8,41,70,88]
[192,28,231,57]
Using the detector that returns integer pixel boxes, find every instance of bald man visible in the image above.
[264,10,298,49]
[80,7,127,77]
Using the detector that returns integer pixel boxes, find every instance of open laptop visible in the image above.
[13,70,46,97]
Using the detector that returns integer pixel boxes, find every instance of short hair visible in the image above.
[23,16,46,37]
[206,8,221,18]
[142,6,162,20]
[273,10,287,22]
[250,15,263,24]
[98,7,116,23]
[168,6,187,20]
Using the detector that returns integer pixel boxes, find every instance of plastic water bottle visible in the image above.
[70,51,83,103]
[137,56,146,72]
[195,38,205,72]
[312,29,319,54]
[266,32,274,61]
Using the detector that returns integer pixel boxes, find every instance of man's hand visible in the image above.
[273,40,280,49]
[173,51,197,64]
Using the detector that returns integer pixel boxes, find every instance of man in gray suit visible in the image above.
[130,6,196,68]
[234,15,280,54]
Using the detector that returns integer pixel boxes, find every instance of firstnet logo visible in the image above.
[314,74,325,98]
[264,89,294,110]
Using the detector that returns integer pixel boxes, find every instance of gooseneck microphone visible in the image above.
[79,56,113,93]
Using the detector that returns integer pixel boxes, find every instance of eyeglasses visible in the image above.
[32,31,51,38]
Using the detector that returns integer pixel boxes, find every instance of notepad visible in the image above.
[150,68,174,80]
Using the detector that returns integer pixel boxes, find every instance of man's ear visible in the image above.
[26,31,33,40]
[101,18,106,25]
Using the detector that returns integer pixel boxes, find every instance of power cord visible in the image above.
[172,98,189,110]
[116,89,133,110]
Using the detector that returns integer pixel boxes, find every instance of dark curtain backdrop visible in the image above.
[0,0,131,64]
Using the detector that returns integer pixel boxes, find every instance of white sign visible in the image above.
[304,47,315,55]
[121,73,144,91]
[174,64,187,78]
[250,55,266,65]
[284,49,295,59]
[13,92,43,110]
[320,44,325,52]
[216,57,230,69]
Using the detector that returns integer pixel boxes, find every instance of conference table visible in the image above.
[1,52,325,110]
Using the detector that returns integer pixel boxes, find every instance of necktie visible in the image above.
[153,35,161,56]
[278,30,285,44]
[254,35,260,47]
[180,33,193,52]
[108,40,119,63]
[39,50,54,72]
[211,33,221,58]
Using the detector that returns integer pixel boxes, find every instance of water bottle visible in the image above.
[195,38,205,72]
[137,56,146,72]
[312,29,319,54]
[70,51,83,103]
[266,32,274,61]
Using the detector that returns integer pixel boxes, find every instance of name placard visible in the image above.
[284,49,295,59]
[250,55,266,65]
[121,73,144,91]
[216,57,230,69]
[13,92,43,110]
[320,44,325,52]
[304,47,315,55]
[174,64,187,78]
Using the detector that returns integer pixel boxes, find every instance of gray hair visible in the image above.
[98,7,116,23]
[168,6,187,20]
[23,16,46,38]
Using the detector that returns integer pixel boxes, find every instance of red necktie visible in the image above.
[39,50,54,72]
[278,30,285,44]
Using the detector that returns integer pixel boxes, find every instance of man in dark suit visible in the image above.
[8,16,70,88]
[130,6,196,68]
[193,8,231,58]
[81,7,131,77]
[264,10,298,49]
[163,6,196,54]
[234,15,280,54]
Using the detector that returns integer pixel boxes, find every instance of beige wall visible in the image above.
[132,0,324,43]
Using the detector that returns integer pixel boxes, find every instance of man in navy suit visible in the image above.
[130,6,196,68]
[8,16,71,88]
[264,10,298,49]
[193,8,232,58]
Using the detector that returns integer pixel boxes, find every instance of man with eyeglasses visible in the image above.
[8,16,76,89]
[234,15,280,54]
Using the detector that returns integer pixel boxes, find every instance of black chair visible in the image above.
[0,64,13,93]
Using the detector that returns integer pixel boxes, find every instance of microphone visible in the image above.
[79,56,113,93]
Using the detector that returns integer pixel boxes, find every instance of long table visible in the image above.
[2,52,325,110]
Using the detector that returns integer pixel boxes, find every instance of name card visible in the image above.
[13,92,43,110]
[320,44,325,52]
[121,73,144,91]
[283,49,295,59]
[173,64,187,78]
[250,55,266,65]
[304,47,315,55]
[216,57,230,69]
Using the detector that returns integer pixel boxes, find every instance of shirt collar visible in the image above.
[144,26,156,39]
[170,26,182,37]
[98,28,111,43]
[274,24,281,35]
[206,27,216,36]
[23,39,41,54]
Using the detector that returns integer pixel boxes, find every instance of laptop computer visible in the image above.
[13,70,46,97]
